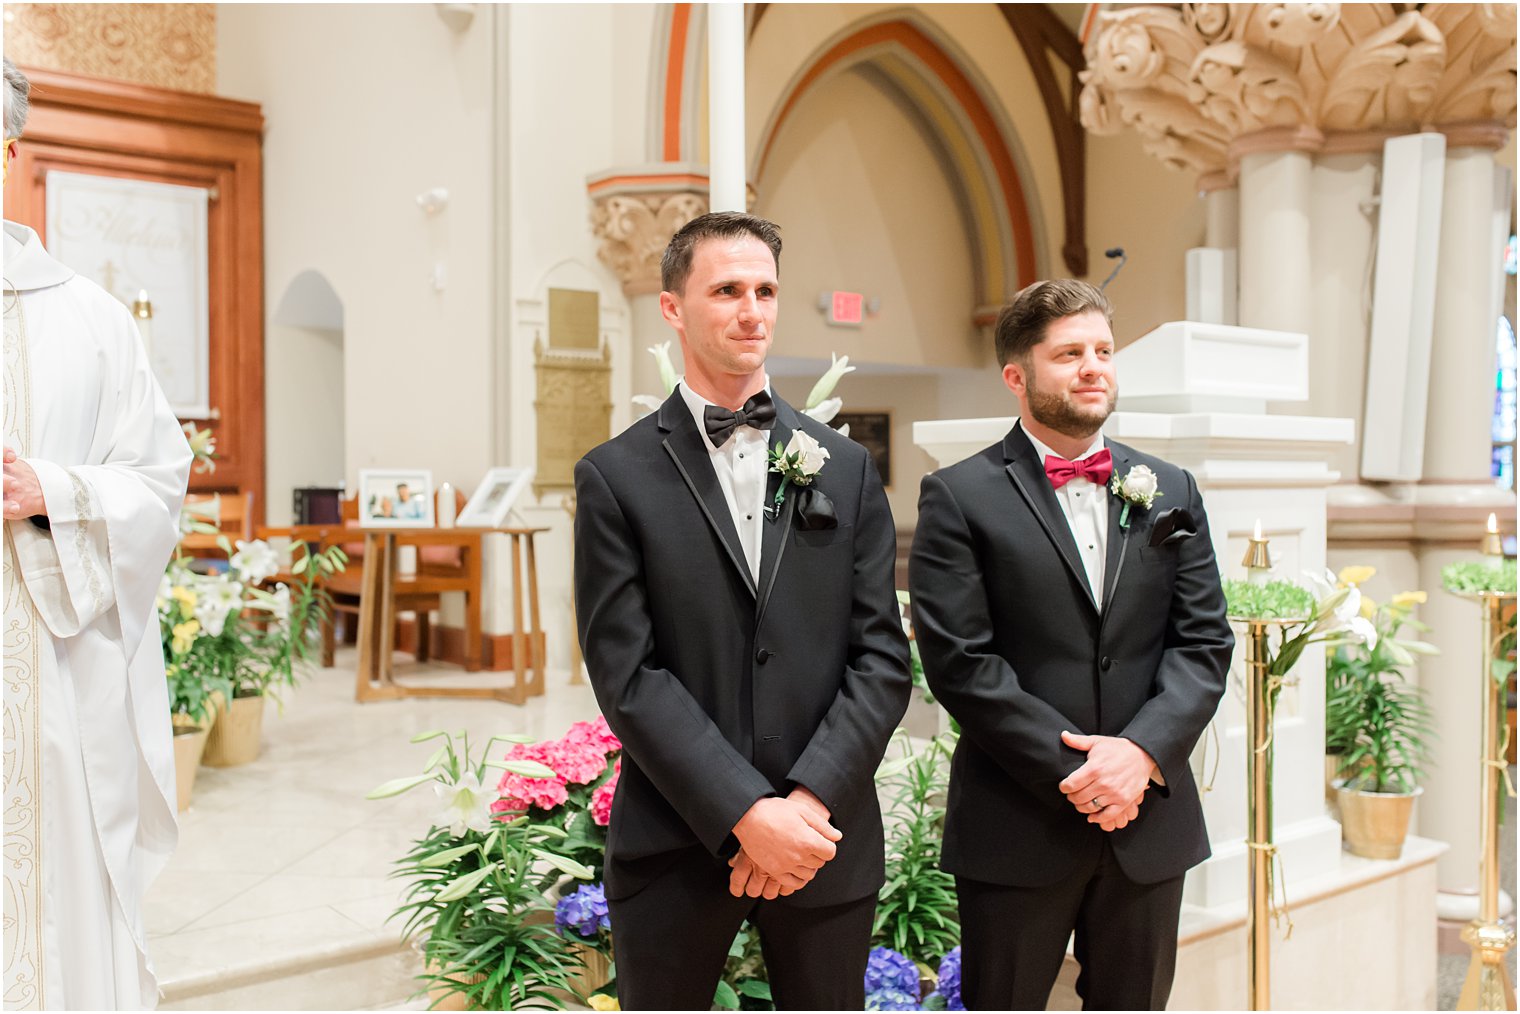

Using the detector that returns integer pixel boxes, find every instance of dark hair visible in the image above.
[994,279,1113,366]
[660,211,782,294]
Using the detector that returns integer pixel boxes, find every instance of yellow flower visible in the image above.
[1391,590,1427,608]
[171,585,198,615]
[171,619,201,655]
[1359,596,1378,619]
[1337,565,1376,588]
[588,995,620,1011]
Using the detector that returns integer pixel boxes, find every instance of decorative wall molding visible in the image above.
[3,3,216,95]
[1079,3,1517,182]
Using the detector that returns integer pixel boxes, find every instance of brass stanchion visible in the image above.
[1452,516,1517,1011]
[1244,618,1274,1012]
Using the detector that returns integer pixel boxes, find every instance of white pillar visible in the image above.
[1423,145,1506,482]
[1308,151,1379,480]
[706,2,746,213]
[1237,148,1315,338]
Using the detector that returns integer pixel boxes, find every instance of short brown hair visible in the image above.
[994,279,1113,366]
[660,211,782,295]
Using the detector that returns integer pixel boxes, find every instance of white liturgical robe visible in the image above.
[3,221,191,1010]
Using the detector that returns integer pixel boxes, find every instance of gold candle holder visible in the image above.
[1455,515,1516,1012]
[1243,519,1272,582]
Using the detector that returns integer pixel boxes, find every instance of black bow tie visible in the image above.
[703,391,777,446]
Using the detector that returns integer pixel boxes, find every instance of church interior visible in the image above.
[2,2,1517,1010]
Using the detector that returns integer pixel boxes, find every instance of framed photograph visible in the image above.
[358,469,435,528]
[458,468,535,529]
[835,411,893,488]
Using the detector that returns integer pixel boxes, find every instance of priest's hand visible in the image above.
[2,448,45,520]
[1059,731,1156,825]
[732,796,840,885]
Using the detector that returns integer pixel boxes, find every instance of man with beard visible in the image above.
[909,279,1233,1010]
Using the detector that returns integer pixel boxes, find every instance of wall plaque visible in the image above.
[534,336,612,493]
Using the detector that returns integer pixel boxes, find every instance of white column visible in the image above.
[706,2,746,213]
[1423,145,1506,482]
[1308,151,1379,480]
[1237,148,1315,339]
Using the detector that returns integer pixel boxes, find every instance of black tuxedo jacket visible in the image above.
[909,422,1233,888]
[573,389,911,907]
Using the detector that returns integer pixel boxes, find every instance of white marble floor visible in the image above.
[147,649,600,1010]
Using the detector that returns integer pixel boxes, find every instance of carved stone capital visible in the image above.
[587,168,711,297]
[1080,3,1517,183]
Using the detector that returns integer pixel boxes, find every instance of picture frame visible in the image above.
[358,469,435,528]
[457,468,536,529]
[834,411,893,488]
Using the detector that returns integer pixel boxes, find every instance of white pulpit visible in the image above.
[914,322,1444,1008]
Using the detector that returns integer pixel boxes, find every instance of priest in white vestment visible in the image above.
[4,57,192,1010]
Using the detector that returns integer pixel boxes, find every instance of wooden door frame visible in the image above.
[5,68,267,522]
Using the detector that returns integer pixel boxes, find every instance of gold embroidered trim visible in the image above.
[68,472,106,617]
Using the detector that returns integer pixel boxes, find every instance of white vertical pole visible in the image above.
[707,2,746,212]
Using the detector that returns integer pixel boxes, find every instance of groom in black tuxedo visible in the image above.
[574,212,911,1010]
[910,280,1233,1010]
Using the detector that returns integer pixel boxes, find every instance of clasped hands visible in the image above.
[727,786,839,901]
[2,448,44,521]
[1058,731,1157,832]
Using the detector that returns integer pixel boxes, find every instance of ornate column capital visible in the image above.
[587,165,712,297]
[1080,3,1518,181]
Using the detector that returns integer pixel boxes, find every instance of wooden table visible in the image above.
[354,526,549,705]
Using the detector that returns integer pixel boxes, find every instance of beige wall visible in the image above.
[217,3,499,500]
[264,323,345,525]
[756,66,982,370]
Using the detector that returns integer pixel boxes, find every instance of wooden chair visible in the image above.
[180,491,255,558]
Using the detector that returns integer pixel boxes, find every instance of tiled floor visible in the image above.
[147,650,600,1009]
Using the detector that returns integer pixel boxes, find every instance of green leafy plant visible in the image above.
[873,731,960,968]
[715,925,775,1010]
[371,730,597,1010]
[159,535,345,711]
[1325,575,1439,794]
[1442,559,1519,596]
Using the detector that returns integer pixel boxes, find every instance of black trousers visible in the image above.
[608,847,877,1011]
[956,839,1186,1011]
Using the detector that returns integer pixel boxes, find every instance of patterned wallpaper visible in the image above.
[2,3,216,94]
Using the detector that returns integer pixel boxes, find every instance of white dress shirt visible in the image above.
[1023,427,1110,608]
[678,380,772,585]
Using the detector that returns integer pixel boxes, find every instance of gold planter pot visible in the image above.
[171,723,210,812]
[1335,782,1421,860]
[201,693,266,767]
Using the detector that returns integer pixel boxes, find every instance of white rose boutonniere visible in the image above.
[766,430,830,520]
[1110,464,1161,529]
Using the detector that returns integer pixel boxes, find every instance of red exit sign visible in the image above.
[828,290,864,326]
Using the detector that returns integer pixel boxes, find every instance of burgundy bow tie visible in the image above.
[1044,448,1113,489]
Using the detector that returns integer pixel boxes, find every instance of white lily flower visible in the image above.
[194,576,244,637]
[805,353,855,410]
[1347,615,1379,651]
[649,342,679,395]
[433,771,495,837]
[802,396,842,425]
[231,539,280,585]
[834,422,850,438]
[631,394,664,417]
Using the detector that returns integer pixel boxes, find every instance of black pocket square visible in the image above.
[794,486,838,531]
[1147,507,1197,547]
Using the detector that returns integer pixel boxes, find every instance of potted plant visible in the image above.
[1325,568,1438,859]
[160,534,344,768]
[370,728,604,1010]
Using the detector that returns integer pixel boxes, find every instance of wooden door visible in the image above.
[3,68,266,521]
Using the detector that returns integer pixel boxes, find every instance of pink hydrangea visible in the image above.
[550,739,610,786]
[495,742,571,812]
[564,716,621,756]
[591,758,620,827]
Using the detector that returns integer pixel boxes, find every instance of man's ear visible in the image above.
[1001,361,1026,399]
[659,290,682,329]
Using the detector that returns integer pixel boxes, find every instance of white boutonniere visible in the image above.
[766,430,829,520]
[1110,464,1161,530]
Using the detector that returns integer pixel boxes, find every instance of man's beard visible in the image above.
[1025,368,1116,439]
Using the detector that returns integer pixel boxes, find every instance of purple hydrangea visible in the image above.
[866,987,922,1011]
[554,883,610,939]
[864,947,920,1000]
[936,947,964,1010]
